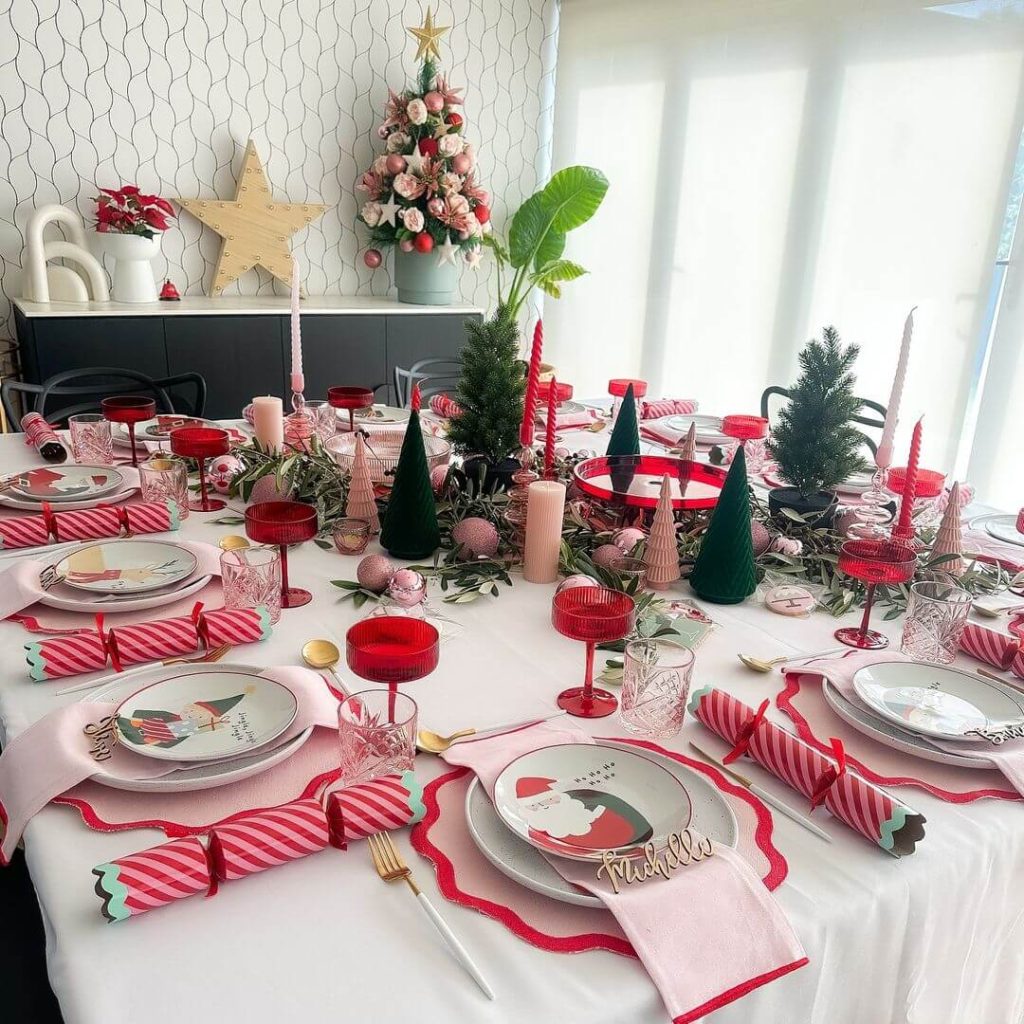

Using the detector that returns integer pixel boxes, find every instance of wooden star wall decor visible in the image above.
[175,140,327,296]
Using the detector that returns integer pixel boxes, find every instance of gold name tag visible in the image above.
[595,828,714,893]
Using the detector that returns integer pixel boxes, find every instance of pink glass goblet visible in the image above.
[169,427,229,512]
[551,586,636,718]
[328,386,375,433]
[101,396,157,467]
[834,539,917,650]
[244,500,318,608]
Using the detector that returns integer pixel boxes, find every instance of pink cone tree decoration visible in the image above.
[930,480,964,575]
[345,433,380,533]
[681,422,697,462]
[645,474,681,590]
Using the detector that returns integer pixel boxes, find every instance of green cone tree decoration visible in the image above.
[606,383,640,457]
[379,409,440,559]
[690,446,757,604]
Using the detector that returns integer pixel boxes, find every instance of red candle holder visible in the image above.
[101,396,157,467]
[328,386,375,433]
[346,616,440,686]
[834,539,917,650]
[551,586,636,718]
[608,378,647,399]
[537,380,574,403]
[169,427,230,512]
[721,415,769,442]
[244,500,318,608]
[573,454,727,511]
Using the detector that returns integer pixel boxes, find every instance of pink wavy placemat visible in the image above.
[777,672,1021,803]
[410,740,787,957]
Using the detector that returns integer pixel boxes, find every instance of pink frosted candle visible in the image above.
[252,396,284,453]
[290,257,304,395]
[523,480,566,583]
[519,320,544,448]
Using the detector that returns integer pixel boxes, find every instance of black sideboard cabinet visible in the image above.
[12,297,482,418]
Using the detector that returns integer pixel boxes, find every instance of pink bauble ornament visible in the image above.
[424,91,444,114]
[399,238,415,253]
[363,248,382,269]
[356,554,396,593]
[750,519,772,557]
[612,527,646,555]
[208,454,242,494]
[388,568,427,607]
[592,543,623,569]
[451,153,471,175]
[555,574,600,595]
[451,517,500,559]
[249,474,293,504]
[385,153,406,176]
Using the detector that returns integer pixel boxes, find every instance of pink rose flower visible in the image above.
[771,536,803,557]
[402,207,425,232]
[393,173,425,200]
[438,133,463,157]
[426,196,444,216]
[386,131,410,153]
[372,155,389,175]
[361,201,383,227]
[406,98,428,125]
[440,172,463,194]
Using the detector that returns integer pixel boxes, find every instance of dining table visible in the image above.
[2,421,1023,1024]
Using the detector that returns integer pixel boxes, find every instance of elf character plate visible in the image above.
[492,743,692,862]
[53,540,198,595]
[9,466,124,502]
[114,669,298,763]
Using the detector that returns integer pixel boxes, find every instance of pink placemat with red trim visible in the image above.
[777,672,1021,803]
[410,738,787,957]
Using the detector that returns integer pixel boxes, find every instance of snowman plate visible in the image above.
[9,465,124,502]
[53,540,198,595]
[114,669,298,763]
[491,743,692,862]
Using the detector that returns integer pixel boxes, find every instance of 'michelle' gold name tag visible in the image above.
[595,828,714,893]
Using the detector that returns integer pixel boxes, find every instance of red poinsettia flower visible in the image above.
[92,185,176,238]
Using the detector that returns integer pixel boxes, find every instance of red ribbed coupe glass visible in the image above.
[835,539,917,650]
[328,386,375,433]
[101,396,156,467]
[244,500,318,608]
[346,616,440,686]
[721,415,769,442]
[169,426,229,512]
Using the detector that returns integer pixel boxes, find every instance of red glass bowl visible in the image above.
[573,455,727,511]
[537,380,574,402]
[837,539,917,585]
[245,500,318,545]
[346,616,440,685]
[169,426,229,460]
[608,378,648,399]
[887,467,946,499]
[722,415,769,441]
[101,396,157,423]
[552,586,636,642]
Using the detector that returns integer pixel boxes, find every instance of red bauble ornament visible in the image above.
[158,279,181,301]
[473,204,490,224]
[363,248,382,269]
[418,137,438,157]
[447,112,463,129]
[413,232,433,253]
[385,153,406,176]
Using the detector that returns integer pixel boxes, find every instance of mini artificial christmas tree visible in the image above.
[930,480,964,575]
[690,446,757,604]
[606,383,640,458]
[645,474,680,590]
[379,409,440,559]
[345,432,380,533]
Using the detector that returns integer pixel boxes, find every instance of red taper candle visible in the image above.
[543,375,558,479]
[519,320,544,448]
[893,417,922,540]
[411,382,421,412]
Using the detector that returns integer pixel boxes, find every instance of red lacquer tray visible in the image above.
[572,455,727,510]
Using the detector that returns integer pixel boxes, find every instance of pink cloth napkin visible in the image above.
[0,666,339,863]
[443,722,806,1023]
[537,409,596,431]
[641,422,705,447]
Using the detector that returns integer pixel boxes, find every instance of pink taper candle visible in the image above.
[523,480,566,583]
[876,307,916,469]
[290,257,304,395]
[893,417,922,539]
[543,377,558,478]
[519,320,544,448]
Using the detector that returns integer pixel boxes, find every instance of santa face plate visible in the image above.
[114,669,298,763]
[492,743,692,861]
[10,465,124,502]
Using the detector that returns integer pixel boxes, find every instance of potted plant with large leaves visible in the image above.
[447,165,608,492]
[766,326,867,524]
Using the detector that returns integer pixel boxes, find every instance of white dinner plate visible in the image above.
[853,662,1024,742]
[660,414,726,445]
[984,515,1024,549]
[351,405,411,425]
[40,569,211,612]
[762,470,873,495]
[53,540,198,595]
[0,485,139,513]
[8,465,124,503]
[491,743,693,862]
[114,668,297,763]
[466,742,737,907]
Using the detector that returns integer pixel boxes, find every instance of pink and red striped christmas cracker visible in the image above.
[0,499,178,550]
[640,398,699,420]
[688,687,926,856]
[20,412,68,459]
[959,623,1022,674]
[429,393,462,419]
[92,774,425,922]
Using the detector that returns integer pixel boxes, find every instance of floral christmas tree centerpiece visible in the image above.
[357,9,488,304]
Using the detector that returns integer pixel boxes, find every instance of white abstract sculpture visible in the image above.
[22,204,109,303]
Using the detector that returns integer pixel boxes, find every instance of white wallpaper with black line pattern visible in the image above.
[0,0,558,350]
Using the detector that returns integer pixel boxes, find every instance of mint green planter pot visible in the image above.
[394,248,459,306]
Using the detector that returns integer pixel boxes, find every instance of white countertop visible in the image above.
[12,295,485,318]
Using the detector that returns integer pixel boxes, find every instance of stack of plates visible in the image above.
[466,742,737,906]
[0,465,137,511]
[112,416,217,450]
[659,414,727,446]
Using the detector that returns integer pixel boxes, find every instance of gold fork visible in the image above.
[367,832,494,999]
[55,643,232,696]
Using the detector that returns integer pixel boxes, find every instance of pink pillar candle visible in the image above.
[252,396,284,453]
[523,480,566,583]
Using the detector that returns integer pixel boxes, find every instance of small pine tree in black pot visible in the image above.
[766,326,866,523]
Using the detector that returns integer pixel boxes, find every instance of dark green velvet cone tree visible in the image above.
[689,446,757,604]
[606,383,640,457]
[379,409,441,559]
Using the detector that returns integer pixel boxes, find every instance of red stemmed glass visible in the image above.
[551,586,636,718]
[169,427,229,512]
[835,539,917,650]
[244,500,318,608]
[101,396,157,467]
[329,386,375,432]
[722,415,769,443]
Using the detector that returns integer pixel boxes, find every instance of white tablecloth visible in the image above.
[2,429,1024,1024]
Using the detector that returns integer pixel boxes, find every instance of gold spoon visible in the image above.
[416,728,477,754]
[738,647,844,673]
[219,535,250,552]
[301,638,349,696]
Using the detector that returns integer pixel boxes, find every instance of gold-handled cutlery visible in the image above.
[737,648,844,673]
[218,535,250,552]
[367,831,494,1000]
[416,711,569,754]
[300,638,349,696]
[689,740,832,843]
[55,643,232,696]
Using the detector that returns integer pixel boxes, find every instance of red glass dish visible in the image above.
[244,500,318,608]
[537,380,574,402]
[551,587,636,718]
[608,378,648,399]
[721,415,769,442]
[328,386,376,432]
[346,616,440,685]
[169,427,230,512]
[887,467,946,499]
[573,455,727,511]
[834,539,917,650]
[101,396,157,467]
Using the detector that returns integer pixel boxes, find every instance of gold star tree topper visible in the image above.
[175,140,327,296]
[407,7,449,61]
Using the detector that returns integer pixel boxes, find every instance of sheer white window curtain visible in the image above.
[547,0,1024,506]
